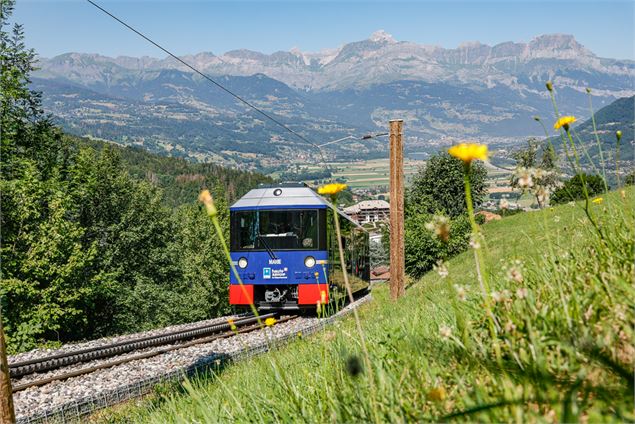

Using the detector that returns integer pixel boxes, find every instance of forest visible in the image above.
[0,2,271,353]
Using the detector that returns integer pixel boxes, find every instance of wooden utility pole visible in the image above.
[0,306,15,424]
[389,119,405,300]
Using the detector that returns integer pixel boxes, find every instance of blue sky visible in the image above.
[10,0,635,60]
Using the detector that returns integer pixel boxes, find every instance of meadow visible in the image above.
[98,186,634,423]
[310,158,423,189]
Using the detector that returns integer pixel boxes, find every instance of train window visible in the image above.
[231,209,319,251]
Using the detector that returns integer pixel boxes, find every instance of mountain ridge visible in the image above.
[36,32,634,92]
[30,31,635,169]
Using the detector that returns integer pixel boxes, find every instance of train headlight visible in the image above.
[304,256,316,268]
[238,257,248,269]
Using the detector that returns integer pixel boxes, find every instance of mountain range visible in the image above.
[32,31,635,170]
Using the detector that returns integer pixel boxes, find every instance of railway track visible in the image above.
[10,313,297,393]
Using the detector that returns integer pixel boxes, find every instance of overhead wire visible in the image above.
[85,0,332,168]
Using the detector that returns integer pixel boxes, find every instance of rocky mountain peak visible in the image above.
[369,30,397,44]
[526,33,594,58]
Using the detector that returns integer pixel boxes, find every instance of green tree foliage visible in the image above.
[0,3,247,352]
[408,152,486,218]
[79,137,272,207]
[393,151,486,278]
[551,173,606,204]
[404,210,472,278]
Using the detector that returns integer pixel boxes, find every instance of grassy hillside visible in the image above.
[550,95,634,165]
[100,188,634,422]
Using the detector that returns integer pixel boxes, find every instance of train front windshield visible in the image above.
[231,210,318,251]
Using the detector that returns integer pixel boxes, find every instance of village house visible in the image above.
[343,200,390,225]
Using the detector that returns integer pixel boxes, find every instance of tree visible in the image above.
[0,3,239,352]
[403,208,472,278]
[408,151,487,217]
[551,174,606,204]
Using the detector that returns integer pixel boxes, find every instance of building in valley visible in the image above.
[343,200,390,225]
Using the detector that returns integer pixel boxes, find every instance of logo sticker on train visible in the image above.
[263,267,272,279]
[271,267,288,279]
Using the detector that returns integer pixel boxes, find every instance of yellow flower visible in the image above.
[317,183,347,196]
[554,116,576,130]
[198,189,218,217]
[448,143,488,163]
[427,386,447,402]
[592,197,603,204]
[265,317,277,327]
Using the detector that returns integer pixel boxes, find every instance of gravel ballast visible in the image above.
[12,295,371,423]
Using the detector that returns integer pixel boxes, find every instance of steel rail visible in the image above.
[9,313,275,379]
[12,315,297,393]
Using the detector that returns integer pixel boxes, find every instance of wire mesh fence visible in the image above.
[17,295,371,424]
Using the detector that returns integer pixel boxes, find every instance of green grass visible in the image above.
[326,158,422,189]
[99,188,634,423]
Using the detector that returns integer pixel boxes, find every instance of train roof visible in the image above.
[230,184,329,210]
[230,183,362,228]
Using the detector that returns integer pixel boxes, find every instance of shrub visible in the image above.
[551,173,606,204]
[408,152,487,218]
[404,211,472,278]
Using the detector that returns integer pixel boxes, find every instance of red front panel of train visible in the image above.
[229,284,254,305]
[298,284,329,305]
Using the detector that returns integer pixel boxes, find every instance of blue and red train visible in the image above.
[228,182,370,311]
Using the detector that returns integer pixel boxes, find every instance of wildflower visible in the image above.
[533,168,546,179]
[584,305,593,322]
[504,320,516,333]
[448,143,488,164]
[616,130,622,141]
[345,355,363,377]
[434,260,449,279]
[536,187,549,205]
[198,189,218,217]
[425,215,450,242]
[265,317,277,327]
[317,183,347,196]
[491,291,502,303]
[454,284,467,301]
[554,116,576,131]
[499,198,509,210]
[507,267,523,283]
[620,190,626,200]
[320,290,327,303]
[592,197,603,204]
[516,287,528,299]
[546,81,553,92]
[427,386,447,402]
[501,289,511,301]
[516,167,534,189]
[439,325,452,339]
[554,215,560,223]
[568,201,575,207]
[469,233,481,249]
[297,332,302,338]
